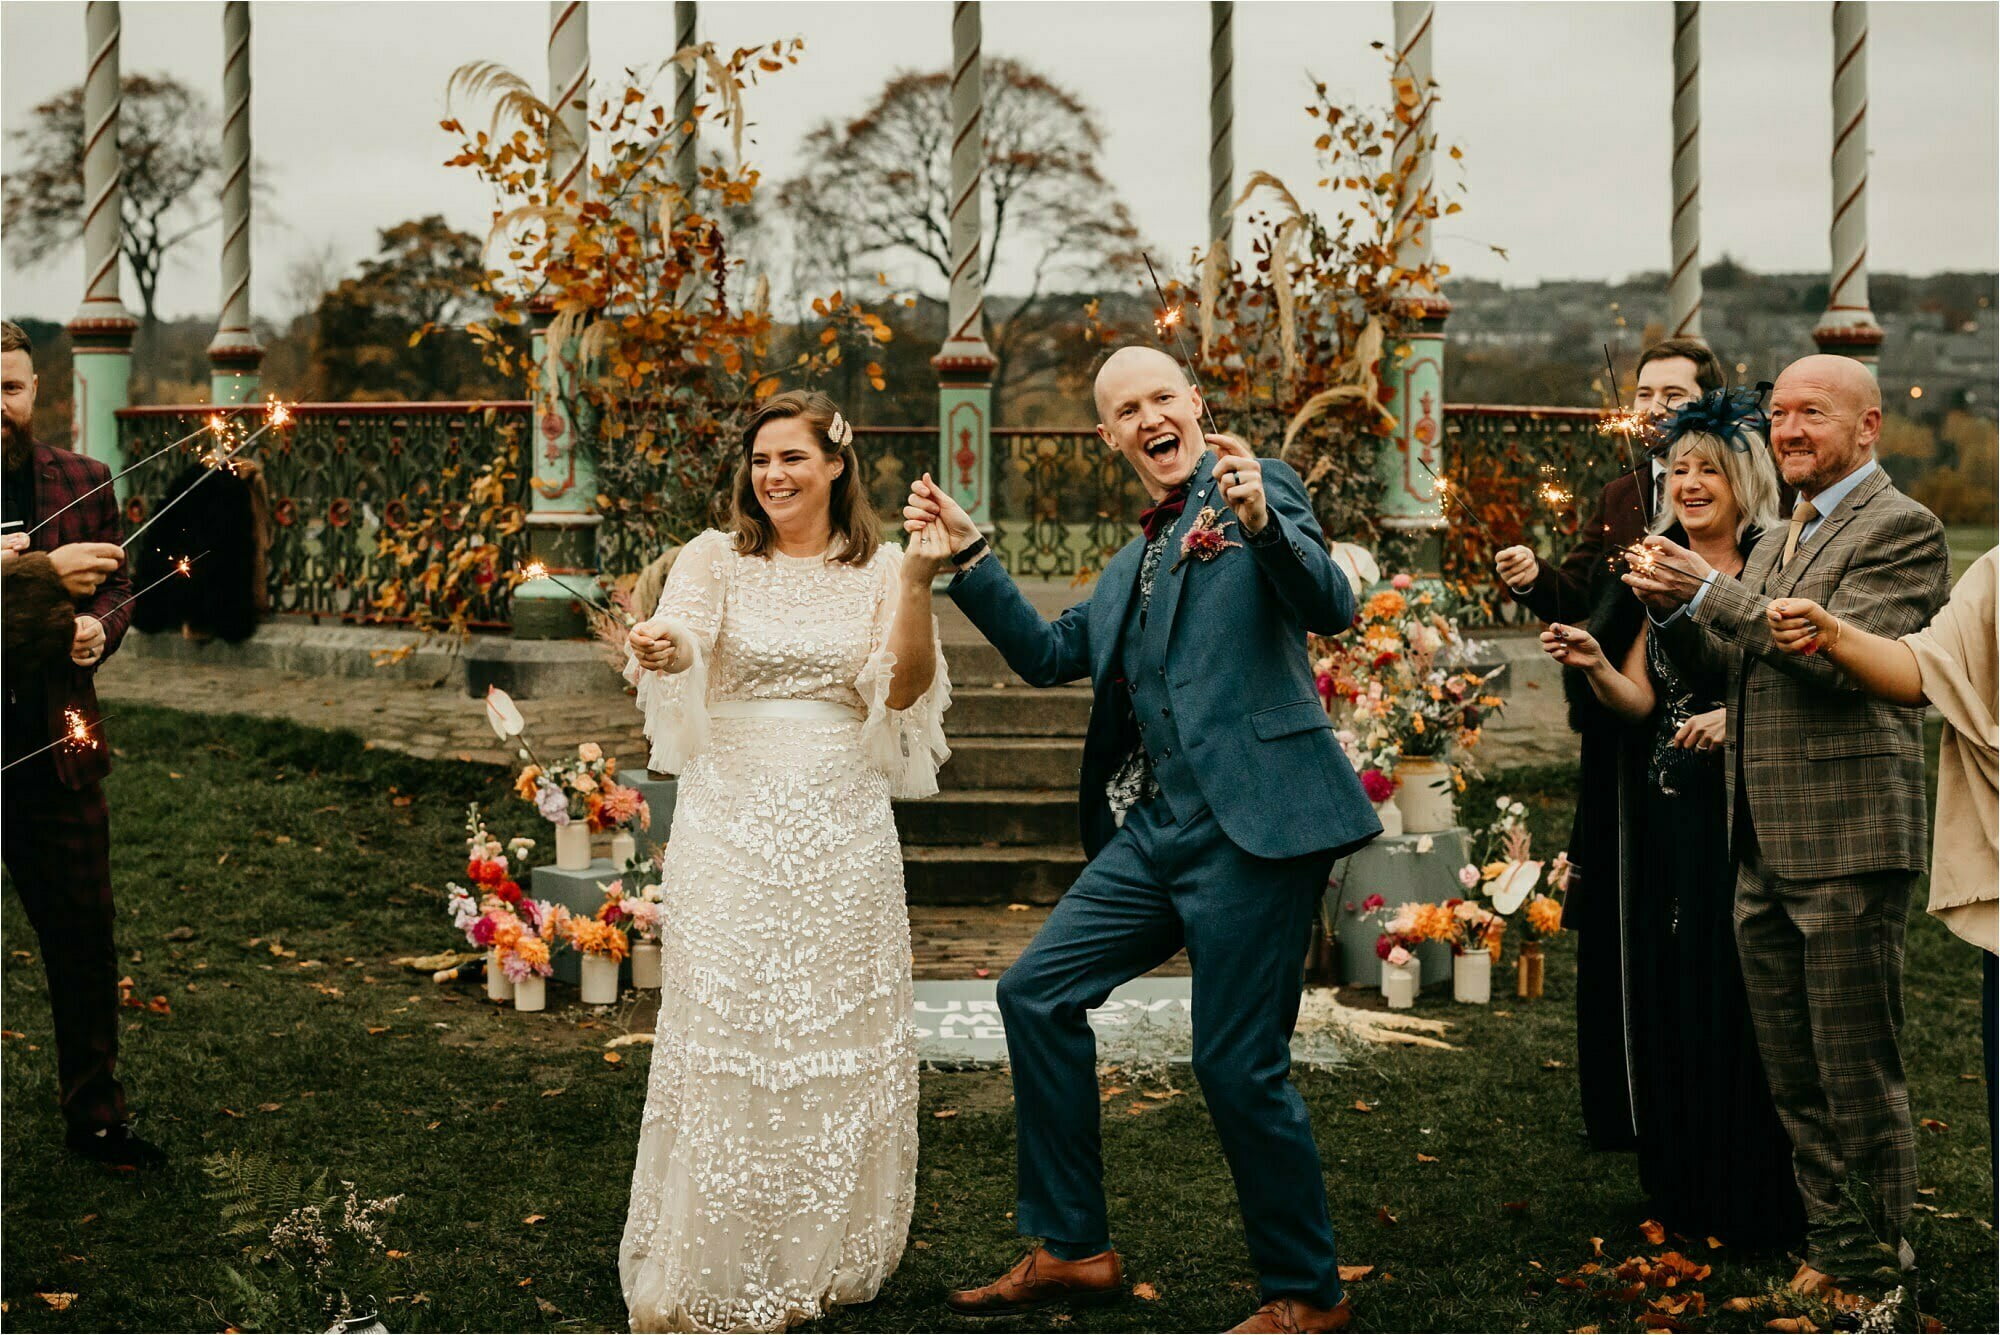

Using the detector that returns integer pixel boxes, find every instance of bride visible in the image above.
[618,389,954,1332]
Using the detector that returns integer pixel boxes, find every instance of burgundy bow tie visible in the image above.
[1140,484,1190,543]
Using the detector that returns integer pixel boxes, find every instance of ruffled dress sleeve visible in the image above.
[626,529,730,776]
[855,542,953,799]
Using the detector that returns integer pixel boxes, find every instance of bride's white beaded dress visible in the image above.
[618,528,950,1334]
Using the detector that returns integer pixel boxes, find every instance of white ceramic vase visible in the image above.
[579,954,621,1005]
[630,941,662,989]
[513,975,547,1012]
[1373,799,1403,838]
[554,821,592,871]
[1394,756,1456,834]
[1383,961,1419,1010]
[485,949,513,1003]
[609,830,638,867]
[1453,950,1492,1005]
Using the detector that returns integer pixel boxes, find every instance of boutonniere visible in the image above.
[1170,507,1242,573]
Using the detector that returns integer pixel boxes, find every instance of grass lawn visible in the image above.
[1945,525,1992,583]
[3,707,1992,1333]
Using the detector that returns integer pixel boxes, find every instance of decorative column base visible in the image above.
[66,313,139,496]
[207,341,265,407]
[1811,316,1884,373]
[1375,297,1452,577]
[516,302,603,639]
[511,514,606,640]
[933,348,998,534]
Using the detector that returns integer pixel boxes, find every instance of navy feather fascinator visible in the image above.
[1653,384,1772,457]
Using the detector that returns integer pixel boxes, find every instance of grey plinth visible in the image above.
[1325,828,1472,990]
[529,860,629,988]
[624,772,678,864]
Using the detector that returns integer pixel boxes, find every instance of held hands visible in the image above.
[1207,433,1267,534]
[1670,707,1727,752]
[49,541,125,598]
[628,618,682,675]
[71,614,106,667]
[901,504,955,583]
[1495,545,1540,590]
[1766,596,1839,655]
[1539,622,1607,673]
[903,473,980,549]
[1620,534,1713,610]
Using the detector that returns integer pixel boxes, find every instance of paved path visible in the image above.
[98,652,646,769]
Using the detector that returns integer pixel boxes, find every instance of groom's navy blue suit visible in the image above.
[949,450,1380,1307]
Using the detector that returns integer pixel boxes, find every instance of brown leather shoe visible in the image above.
[944,1246,1125,1317]
[1226,1296,1354,1333]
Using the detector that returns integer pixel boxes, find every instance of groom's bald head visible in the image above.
[1093,346,1188,421]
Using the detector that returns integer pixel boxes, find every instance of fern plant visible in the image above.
[203,1151,400,1331]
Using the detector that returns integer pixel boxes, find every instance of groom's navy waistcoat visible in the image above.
[950,452,1381,863]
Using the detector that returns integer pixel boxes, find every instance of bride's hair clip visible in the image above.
[827,412,854,449]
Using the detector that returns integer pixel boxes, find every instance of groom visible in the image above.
[905,346,1379,1333]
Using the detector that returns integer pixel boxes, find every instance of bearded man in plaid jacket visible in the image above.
[1630,354,1949,1315]
[2,320,163,1171]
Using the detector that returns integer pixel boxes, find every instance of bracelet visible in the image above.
[1824,616,1843,650]
[949,536,989,568]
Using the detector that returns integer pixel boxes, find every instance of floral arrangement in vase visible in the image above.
[1367,897,1456,961]
[597,880,663,944]
[1441,898,1505,959]
[516,741,646,831]
[1314,574,1504,794]
[564,916,630,963]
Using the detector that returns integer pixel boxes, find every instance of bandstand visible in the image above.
[58,0,1890,634]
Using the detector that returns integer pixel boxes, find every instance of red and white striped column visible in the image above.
[1812,1,1883,367]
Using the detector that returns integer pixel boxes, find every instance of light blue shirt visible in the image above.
[1657,458,1878,623]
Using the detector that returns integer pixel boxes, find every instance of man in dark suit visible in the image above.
[1492,338,1725,1154]
[906,346,1378,1334]
[1,319,163,1171]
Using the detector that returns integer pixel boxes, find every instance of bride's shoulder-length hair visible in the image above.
[729,390,881,567]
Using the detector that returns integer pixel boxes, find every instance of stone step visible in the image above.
[902,844,1087,905]
[895,788,1076,847]
[938,736,1082,792]
[939,637,1035,687]
[946,686,1091,737]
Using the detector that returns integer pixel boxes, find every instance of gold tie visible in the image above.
[1780,498,1819,567]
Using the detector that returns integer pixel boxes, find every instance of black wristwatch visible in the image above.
[949,536,989,568]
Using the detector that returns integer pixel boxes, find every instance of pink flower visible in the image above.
[1392,573,1413,590]
[1386,945,1413,968]
[578,742,604,763]
[1457,864,1480,889]
[1361,893,1386,913]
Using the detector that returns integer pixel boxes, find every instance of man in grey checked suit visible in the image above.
[1628,355,1950,1309]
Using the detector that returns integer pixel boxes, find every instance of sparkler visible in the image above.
[1600,344,1656,532]
[1,708,109,773]
[1412,452,1502,544]
[125,399,293,548]
[27,415,233,538]
[100,552,205,620]
[1535,464,1574,512]
[517,560,629,625]
[1139,251,1224,443]
[1612,539,1706,584]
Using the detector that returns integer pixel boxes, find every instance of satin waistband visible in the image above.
[710,699,863,723]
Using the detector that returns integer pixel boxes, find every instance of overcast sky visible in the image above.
[3,0,1995,325]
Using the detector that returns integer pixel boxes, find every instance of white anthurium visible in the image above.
[485,685,526,741]
[1488,860,1545,915]
[1328,542,1380,598]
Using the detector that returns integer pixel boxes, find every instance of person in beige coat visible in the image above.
[1771,546,1998,1203]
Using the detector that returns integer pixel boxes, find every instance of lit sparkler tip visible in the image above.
[520,560,549,582]
[63,707,93,746]
[173,556,193,576]
[266,400,293,428]
[1154,306,1185,334]
[1597,408,1648,438]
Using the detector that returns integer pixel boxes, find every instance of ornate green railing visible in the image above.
[118,402,534,630]
[116,402,1609,629]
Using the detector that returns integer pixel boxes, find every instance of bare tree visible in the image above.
[779,59,1144,405]
[1,73,220,383]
